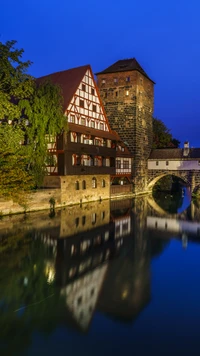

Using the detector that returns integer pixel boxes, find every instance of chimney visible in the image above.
[183,141,189,157]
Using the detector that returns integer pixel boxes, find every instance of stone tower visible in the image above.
[96,59,155,194]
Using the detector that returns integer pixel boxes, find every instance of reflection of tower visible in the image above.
[97,198,151,322]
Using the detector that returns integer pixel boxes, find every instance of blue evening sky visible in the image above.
[1,0,200,147]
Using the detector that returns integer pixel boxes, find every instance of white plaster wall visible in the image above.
[148,160,200,170]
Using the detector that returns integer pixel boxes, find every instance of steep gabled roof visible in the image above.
[95,58,155,83]
[37,65,90,110]
[149,148,200,159]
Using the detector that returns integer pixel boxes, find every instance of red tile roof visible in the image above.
[149,148,200,159]
[37,65,90,110]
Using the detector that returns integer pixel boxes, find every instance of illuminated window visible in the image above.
[123,160,129,169]
[81,117,85,125]
[125,90,129,96]
[116,160,121,169]
[114,78,118,83]
[102,79,106,84]
[92,177,97,188]
[91,213,96,224]
[70,115,75,123]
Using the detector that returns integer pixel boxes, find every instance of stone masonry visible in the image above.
[96,59,154,194]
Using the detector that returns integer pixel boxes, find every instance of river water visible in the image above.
[1,191,200,356]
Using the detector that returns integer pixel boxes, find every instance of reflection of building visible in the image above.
[60,265,108,331]
[147,216,200,240]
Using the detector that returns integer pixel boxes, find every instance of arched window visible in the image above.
[102,179,106,188]
[82,180,86,190]
[75,181,79,190]
[92,177,97,188]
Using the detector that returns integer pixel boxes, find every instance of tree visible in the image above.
[0,40,66,198]
[0,124,34,202]
[152,117,180,148]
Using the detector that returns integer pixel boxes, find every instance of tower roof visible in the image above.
[95,58,155,83]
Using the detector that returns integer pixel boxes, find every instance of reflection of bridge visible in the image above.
[148,144,200,193]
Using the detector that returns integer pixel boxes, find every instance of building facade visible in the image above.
[96,58,155,194]
[38,65,133,203]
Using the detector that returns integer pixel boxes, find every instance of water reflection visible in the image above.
[1,194,200,354]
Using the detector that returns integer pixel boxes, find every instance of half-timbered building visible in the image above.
[37,65,133,204]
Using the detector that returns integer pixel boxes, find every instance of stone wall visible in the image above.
[96,70,154,195]
[0,174,110,216]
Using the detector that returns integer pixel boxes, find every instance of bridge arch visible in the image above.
[147,171,191,192]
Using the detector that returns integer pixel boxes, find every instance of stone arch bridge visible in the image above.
[147,146,200,193]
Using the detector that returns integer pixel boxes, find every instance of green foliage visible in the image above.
[152,117,180,148]
[0,40,67,198]
[0,124,34,201]
[0,40,34,120]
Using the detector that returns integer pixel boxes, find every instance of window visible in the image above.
[75,217,79,227]
[102,179,106,187]
[80,99,84,108]
[125,90,129,96]
[156,161,159,166]
[115,91,118,97]
[81,117,85,125]
[91,213,96,224]
[82,180,86,189]
[102,79,106,84]
[121,147,125,152]
[100,123,104,130]
[75,181,79,190]
[101,211,105,220]
[92,104,96,112]
[126,76,130,82]
[166,161,169,166]
[105,92,107,98]
[91,88,95,95]
[116,160,121,169]
[91,120,95,128]
[82,84,86,91]
[123,160,129,169]
[114,78,118,83]
[92,177,97,188]
[82,216,86,225]
[70,115,75,123]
